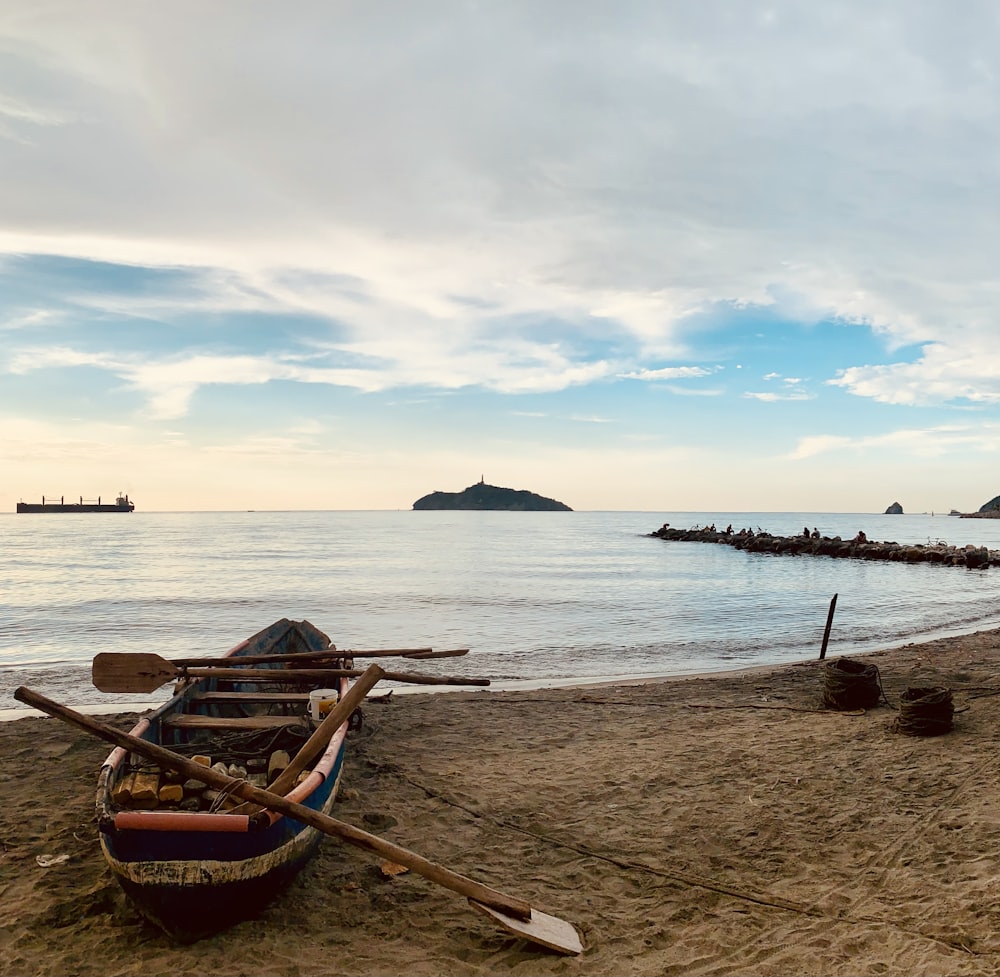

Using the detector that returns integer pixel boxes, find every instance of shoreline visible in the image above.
[5,625,1000,975]
[6,617,1000,723]
[0,650,914,722]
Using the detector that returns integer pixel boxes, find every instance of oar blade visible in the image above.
[468,900,584,956]
[92,652,178,694]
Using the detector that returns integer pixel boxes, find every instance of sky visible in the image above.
[2,1,1000,513]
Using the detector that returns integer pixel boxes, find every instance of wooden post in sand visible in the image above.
[819,593,838,660]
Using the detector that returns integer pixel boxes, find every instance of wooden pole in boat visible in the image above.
[819,593,838,661]
[351,648,470,661]
[13,686,584,955]
[228,664,383,817]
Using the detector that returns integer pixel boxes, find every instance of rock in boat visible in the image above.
[95,619,349,942]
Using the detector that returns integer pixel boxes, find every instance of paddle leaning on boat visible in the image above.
[15,619,583,955]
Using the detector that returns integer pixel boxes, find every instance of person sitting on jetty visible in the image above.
[724,524,733,534]
[802,526,810,537]
[811,528,820,539]
[853,530,868,544]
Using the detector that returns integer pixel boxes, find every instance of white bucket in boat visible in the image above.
[309,688,339,722]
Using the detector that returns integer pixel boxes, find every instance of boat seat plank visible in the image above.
[162,715,310,730]
[190,692,311,704]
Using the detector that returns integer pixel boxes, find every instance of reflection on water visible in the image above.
[3,510,1000,708]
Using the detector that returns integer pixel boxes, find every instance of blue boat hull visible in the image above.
[96,619,348,941]
[101,753,344,941]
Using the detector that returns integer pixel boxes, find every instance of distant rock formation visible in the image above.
[650,524,998,568]
[884,501,904,514]
[961,496,1000,518]
[980,494,1000,513]
[413,480,572,511]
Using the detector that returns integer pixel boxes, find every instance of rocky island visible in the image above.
[960,494,1000,519]
[412,480,572,511]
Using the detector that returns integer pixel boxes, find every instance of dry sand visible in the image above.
[4,631,1000,976]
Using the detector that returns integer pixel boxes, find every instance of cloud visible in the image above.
[0,0,998,369]
[787,424,1000,460]
[8,345,111,372]
[743,389,814,402]
[3,0,1000,489]
[6,335,617,419]
[620,366,716,381]
[0,94,74,128]
[744,371,812,401]
[830,342,1000,406]
[787,434,853,459]
[662,384,725,397]
[0,309,56,331]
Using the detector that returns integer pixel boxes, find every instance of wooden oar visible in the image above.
[171,648,425,667]
[169,647,469,667]
[92,653,490,694]
[13,687,583,956]
[353,648,469,661]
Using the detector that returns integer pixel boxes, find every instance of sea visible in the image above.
[3,509,1000,717]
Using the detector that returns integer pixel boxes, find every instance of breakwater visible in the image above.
[650,524,1000,569]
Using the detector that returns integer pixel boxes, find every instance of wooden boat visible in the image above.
[94,618,354,942]
[18,636,586,955]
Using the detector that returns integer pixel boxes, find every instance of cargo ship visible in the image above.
[16,493,134,514]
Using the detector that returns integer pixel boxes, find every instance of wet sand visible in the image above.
[4,629,1000,976]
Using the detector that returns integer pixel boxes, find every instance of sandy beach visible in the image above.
[4,631,1000,976]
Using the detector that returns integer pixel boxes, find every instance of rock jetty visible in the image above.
[650,523,999,569]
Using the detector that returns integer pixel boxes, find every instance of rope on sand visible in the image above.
[894,687,954,736]
[682,702,863,715]
[388,767,981,954]
[822,657,885,710]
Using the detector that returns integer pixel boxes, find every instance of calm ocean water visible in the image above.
[3,510,1000,714]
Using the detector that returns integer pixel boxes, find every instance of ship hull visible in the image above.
[17,502,134,513]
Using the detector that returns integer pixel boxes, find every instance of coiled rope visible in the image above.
[822,657,885,710]
[894,686,954,736]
